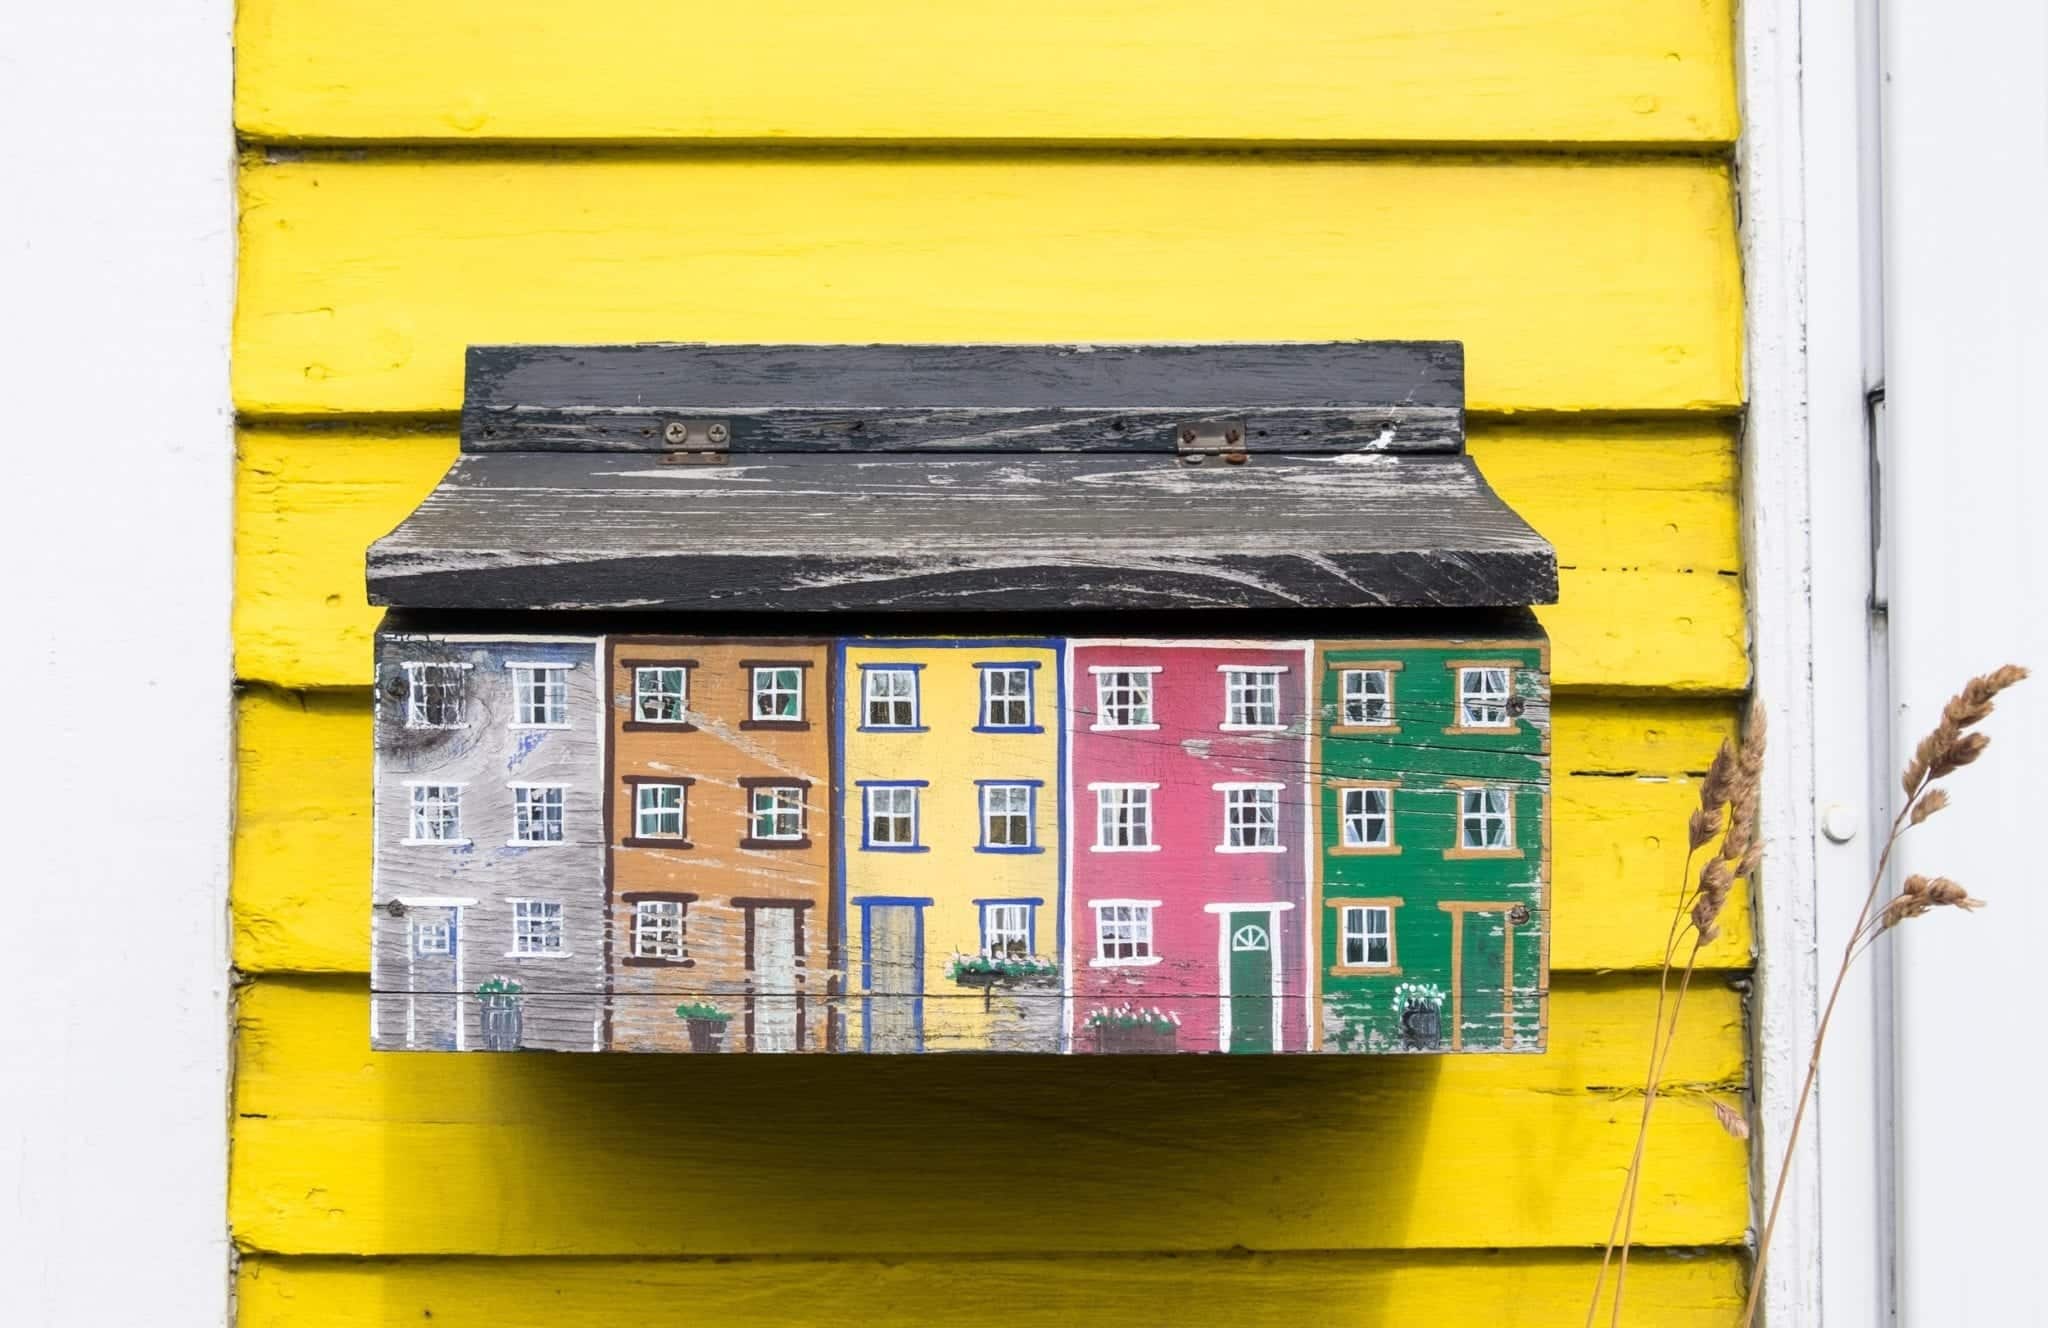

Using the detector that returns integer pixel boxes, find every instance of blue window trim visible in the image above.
[858,780,930,852]
[857,663,928,732]
[856,897,931,1053]
[974,897,1044,954]
[973,660,1044,733]
[974,778,1045,854]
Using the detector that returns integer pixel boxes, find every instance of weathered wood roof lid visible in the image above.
[368,343,1556,613]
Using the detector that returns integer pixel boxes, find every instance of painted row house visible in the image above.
[370,631,1546,1055]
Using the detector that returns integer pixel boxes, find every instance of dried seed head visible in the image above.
[1880,873,1986,929]
[1908,788,1950,826]
[1688,805,1724,851]
[1737,840,1763,879]
[1932,730,1991,779]
[1903,665,2028,794]
[1713,1099,1751,1141]
[1943,664,2030,730]
[1738,700,1767,783]
[1699,738,1738,814]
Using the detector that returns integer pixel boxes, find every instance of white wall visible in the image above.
[0,4,234,1325]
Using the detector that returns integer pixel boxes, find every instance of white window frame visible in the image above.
[749,666,804,723]
[748,786,805,842]
[403,782,467,845]
[632,666,689,724]
[863,785,920,848]
[1089,665,1160,731]
[1219,665,1287,731]
[1457,666,1515,729]
[1340,786,1393,848]
[634,783,688,840]
[508,898,567,957]
[1090,899,1161,967]
[402,661,469,730]
[413,918,452,956]
[631,898,688,961]
[1089,782,1160,852]
[1216,782,1285,853]
[981,902,1033,958]
[508,662,571,729]
[1459,785,1515,850]
[979,783,1036,850]
[1340,904,1394,969]
[1339,668,1394,727]
[862,666,921,729]
[509,784,567,845]
[980,666,1034,729]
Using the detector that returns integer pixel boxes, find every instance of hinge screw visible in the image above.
[1180,425,1198,445]
[706,422,730,445]
[663,421,688,445]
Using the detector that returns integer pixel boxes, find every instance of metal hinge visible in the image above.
[659,419,731,464]
[1177,419,1250,465]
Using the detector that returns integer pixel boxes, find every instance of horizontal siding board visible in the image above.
[238,1250,1747,1325]
[234,0,1738,149]
[233,688,1752,975]
[231,976,1746,1255]
[234,156,1743,419]
[237,423,1741,691]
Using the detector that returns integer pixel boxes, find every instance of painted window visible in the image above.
[510,664,570,727]
[1341,905,1393,968]
[980,783,1035,850]
[749,786,805,842]
[1460,785,1515,849]
[1341,787,1392,847]
[1093,901,1156,964]
[982,903,1033,958]
[511,786,565,844]
[1220,784,1283,851]
[414,919,452,956]
[1223,668,1284,729]
[1340,668,1393,726]
[1092,668,1157,729]
[403,662,466,729]
[632,899,688,960]
[980,666,1034,729]
[635,784,687,840]
[1458,666,1514,728]
[863,666,920,728]
[864,785,920,848]
[750,667,804,722]
[633,666,688,723]
[512,899,565,956]
[1094,785,1155,850]
[407,784,463,843]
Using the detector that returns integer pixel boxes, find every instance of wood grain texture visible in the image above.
[238,423,1739,690]
[232,974,1746,1254]
[237,1249,1748,1326]
[368,451,1556,613]
[236,688,1750,975]
[233,155,1743,418]
[233,0,1738,149]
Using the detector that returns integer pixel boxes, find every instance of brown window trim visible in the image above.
[621,956,697,968]
[1330,661,1404,733]
[618,658,700,671]
[739,837,813,851]
[736,776,813,790]
[623,720,700,733]
[622,892,697,966]
[621,837,695,850]
[622,774,696,786]
[621,891,700,904]
[739,719,812,732]
[730,897,816,909]
[1327,896,1404,974]
[738,659,816,669]
[1443,660,1524,737]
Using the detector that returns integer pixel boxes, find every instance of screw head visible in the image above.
[663,421,688,445]
[1180,425,1199,445]
[1225,427,1243,445]
[1508,904,1530,925]
[706,422,730,445]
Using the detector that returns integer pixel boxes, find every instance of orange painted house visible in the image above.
[604,639,835,1052]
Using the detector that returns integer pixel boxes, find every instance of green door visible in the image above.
[1226,911,1275,1054]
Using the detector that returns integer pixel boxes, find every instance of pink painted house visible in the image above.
[1064,640,1314,1053]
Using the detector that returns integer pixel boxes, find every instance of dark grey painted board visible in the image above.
[368,450,1556,613]
[462,343,1465,454]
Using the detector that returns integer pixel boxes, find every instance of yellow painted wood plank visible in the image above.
[236,423,1745,692]
[238,1249,1748,1326]
[235,0,1738,150]
[234,155,1743,418]
[234,687,1750,973]
[230,975,1746,1254]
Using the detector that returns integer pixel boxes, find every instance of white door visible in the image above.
[752,907,800,1053]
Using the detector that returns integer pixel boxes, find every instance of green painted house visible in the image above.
[1314,622,1550,1054]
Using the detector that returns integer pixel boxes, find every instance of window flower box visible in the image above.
[1085,1004,1181,1054]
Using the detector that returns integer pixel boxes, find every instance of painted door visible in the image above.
[1457,911,1512,1053]
[864,904,923,1053]
[751,907,800,1054]
[408,906,461,1051]
[1226,911,1275,1054]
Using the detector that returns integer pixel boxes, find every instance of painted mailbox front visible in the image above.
[371,629,1549,1055]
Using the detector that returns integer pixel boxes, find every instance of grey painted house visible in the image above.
[370,635,606,1051]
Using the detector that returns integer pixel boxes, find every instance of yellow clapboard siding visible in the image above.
[233,687,1750,975]
[236,423,1745,693]
[234,155,1743,418]
[230,975,1746,1255]
[237,1249,1747,1326]
[235,0,1738,150]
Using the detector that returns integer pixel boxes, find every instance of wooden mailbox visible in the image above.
[368,343,1556,1055]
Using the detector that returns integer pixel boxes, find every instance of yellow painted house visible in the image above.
[230,1,1752,1320]
[838,640,1064,1054]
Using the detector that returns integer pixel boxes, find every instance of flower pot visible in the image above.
[1094,1023,1178,1054]
[1400,1002,1442,1051]
[480,998,523,1052]
[686,1017,727,1053]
